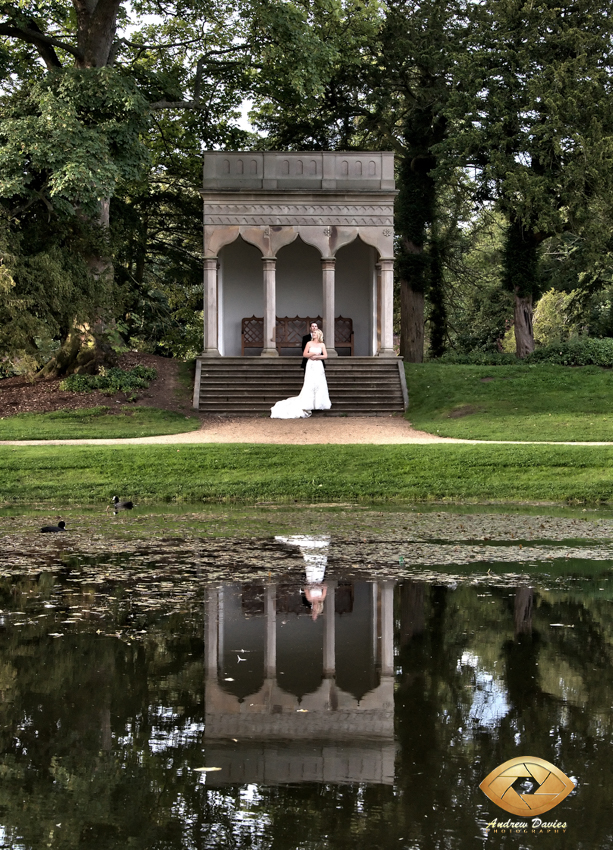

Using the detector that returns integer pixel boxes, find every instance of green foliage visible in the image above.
[533,288,582,345]
[444,0,613,311]
[436,351,517,365]
[0,211,111,363]
[248,0,380,148]
[59,365,157,393]
[583,284,613,338]
[0,68,149,217]
[0,406,200,439]
[436,337,613,367]
[526,337,613,367]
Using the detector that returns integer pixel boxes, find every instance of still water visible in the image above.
[0,506,613,848]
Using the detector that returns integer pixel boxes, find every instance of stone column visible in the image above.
[371,581,379,665]
[205,588,218,677]
[265,584,277,678]
[321,259,338,356]
[380,581,394,677]
[261,257,279,357]
[323,582,336,677]
[203,257,220,356]
[217,585,225,668]
[378,258,396,357]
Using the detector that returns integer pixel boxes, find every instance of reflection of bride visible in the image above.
[275,534,330,620]
[270,330,331,419]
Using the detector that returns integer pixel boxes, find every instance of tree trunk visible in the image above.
[75,0,122,68]
[514,292,535,358]
[428,235,446,358]
[503,217,540,358]
[400,281,425,362]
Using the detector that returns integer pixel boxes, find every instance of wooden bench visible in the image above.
[241,316,354,356]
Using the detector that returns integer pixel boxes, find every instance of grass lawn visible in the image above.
[0,407,201,440]
[405,363,613,441]
[2,442,613,505]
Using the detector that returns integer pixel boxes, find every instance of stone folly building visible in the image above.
[194,151,406,414]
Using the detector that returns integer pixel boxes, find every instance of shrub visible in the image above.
[60,365,157,393]
[434,351,518,365]
[524,338,613,366]
[434,337,613,367]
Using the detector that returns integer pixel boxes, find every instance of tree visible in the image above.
[249,0,471,362]
[448,0,613,357]
[0,0,250,370]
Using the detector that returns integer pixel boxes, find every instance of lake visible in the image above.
[0,504,611,848]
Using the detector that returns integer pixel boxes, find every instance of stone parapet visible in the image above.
[203,151,395,192]
[204,741,396,786]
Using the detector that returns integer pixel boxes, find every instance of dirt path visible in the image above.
[1,416,612,446]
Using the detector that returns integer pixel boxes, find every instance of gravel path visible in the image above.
[1,416,612,445]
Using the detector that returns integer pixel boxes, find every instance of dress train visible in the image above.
[270,350,331,419]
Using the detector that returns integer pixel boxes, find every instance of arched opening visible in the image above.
[219,235,263,356]
[276,237,322,321]
[217,584,265,701]
[335,582,380,701]
[335,237,377,356]
[275,614,324,700]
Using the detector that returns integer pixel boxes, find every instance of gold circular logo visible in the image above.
[479,757,575,817]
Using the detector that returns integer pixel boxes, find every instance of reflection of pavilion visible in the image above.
[204,581,395,785]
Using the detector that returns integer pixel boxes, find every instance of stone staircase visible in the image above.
[193,357,407,416]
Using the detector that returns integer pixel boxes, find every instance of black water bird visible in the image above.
[112,496,134,510]
[40,521,66,533]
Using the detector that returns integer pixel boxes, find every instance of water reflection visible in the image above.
[205,580,394,786]
[0,526,613,847]
[275,535,330,620]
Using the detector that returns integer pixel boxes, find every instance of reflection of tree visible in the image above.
[0,575,207,849]
[501,586,546,712]
[513,586,533,637]
[3,572,613,848]
[399,581,425,646]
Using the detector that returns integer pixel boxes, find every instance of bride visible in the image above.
[270,329,332,418]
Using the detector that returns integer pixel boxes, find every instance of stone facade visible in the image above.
[201,151,397,358]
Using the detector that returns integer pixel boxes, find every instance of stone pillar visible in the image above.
[323,582,336,677]
[321,259,338,356]
[217,585,225,667]
[261,258,279,357]
[378,258,396,357]
[203,257,220,356]
[380,581,394,677]
[371,581,379,665]
[205,588,218,677]
[265,584,277,678]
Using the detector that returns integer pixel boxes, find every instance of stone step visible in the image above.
[194,356,407,415]
[200,381,399,389]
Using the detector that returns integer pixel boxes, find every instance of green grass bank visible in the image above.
[0,407,200,440]
[405,362,613,441]
[3,443,613,506]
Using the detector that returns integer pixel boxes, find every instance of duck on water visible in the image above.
[112,496,134,510]
[40,521,66,533]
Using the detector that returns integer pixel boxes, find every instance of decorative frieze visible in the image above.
[203,203,394,227]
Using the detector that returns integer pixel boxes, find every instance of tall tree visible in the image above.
[0,0,250,369]
[370,0,466,362]
[447,0,613,357]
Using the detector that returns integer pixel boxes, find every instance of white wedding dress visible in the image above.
[270,347,332,418]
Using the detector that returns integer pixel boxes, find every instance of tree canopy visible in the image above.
[2,0,613,369]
